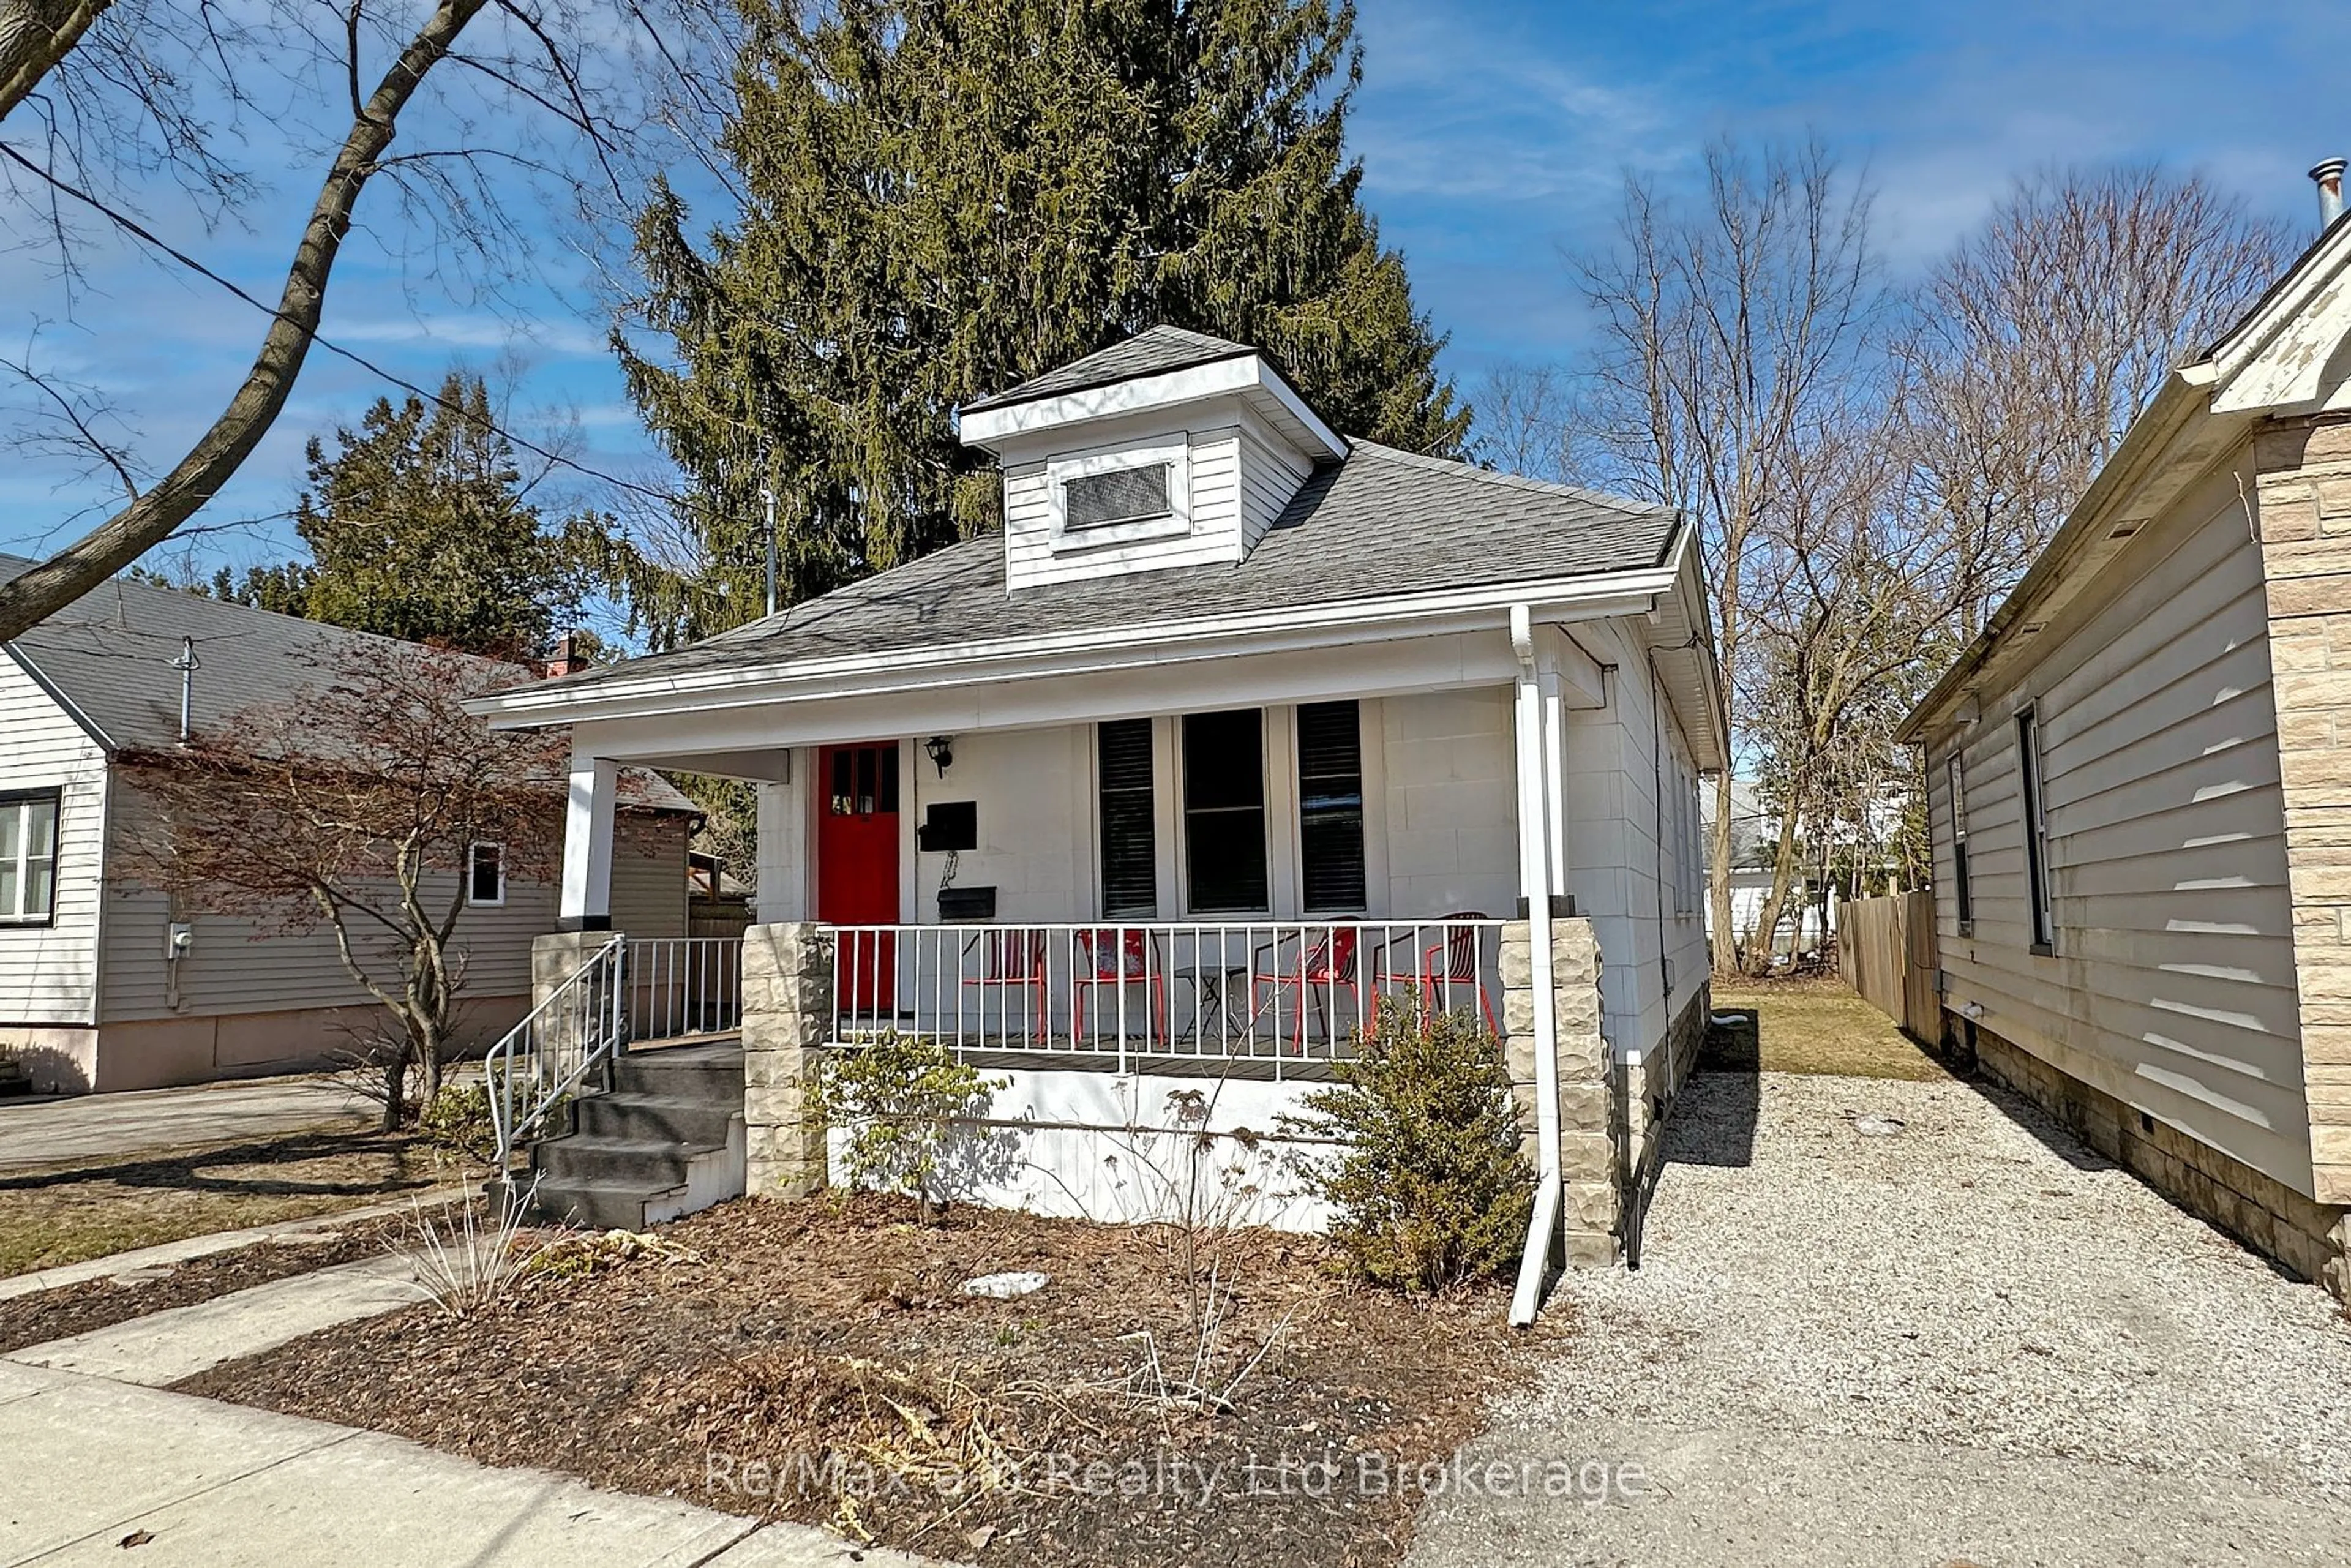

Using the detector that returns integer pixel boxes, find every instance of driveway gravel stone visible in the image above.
[1407,1068,2351,1566]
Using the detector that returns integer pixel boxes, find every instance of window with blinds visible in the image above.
[1097,719,1157,917]
[1064,463,1172,530]
[1182,709,1269,913]
[1297,700,1367,913]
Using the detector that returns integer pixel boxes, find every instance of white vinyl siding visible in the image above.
[1926,467,2312,1192]
[0,655,104,1026]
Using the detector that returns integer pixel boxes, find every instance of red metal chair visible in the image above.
[1251,926,1365,1046]
[959,928,1049,1045]
[1071,928,1168,1045]
[1419,912,1499,1032]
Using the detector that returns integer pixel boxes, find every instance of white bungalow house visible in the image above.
[474,328,1724,1270]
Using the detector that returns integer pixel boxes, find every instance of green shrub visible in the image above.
[419,1082,500,1168]
[811,1032,1003,1222]
[1286,999,1534,1292]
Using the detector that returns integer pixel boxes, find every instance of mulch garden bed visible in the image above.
[0,1207,451,1355]
[180,1196,1553,1567]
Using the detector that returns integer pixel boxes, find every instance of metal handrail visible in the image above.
[484,934,627,1172]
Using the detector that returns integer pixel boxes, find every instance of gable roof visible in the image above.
[510,440,1682,704]
[0,555,694,811]
[962,326,1259,414]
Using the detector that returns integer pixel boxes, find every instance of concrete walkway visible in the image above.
[0,1078,371,1171]
[7,1256,427,1386]
[0,1360,933,1566]
[1405,1067,2351,1567]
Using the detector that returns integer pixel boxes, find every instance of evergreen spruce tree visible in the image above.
[618,0,1466,648]
[213,373,609,660]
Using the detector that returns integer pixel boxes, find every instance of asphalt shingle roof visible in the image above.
[532,440,1681,696]
[962,326,1259,413]
[0,557,693,809]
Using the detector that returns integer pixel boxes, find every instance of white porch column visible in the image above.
[560,752,618,931]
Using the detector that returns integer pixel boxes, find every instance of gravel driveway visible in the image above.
[1408,1067,2351,1567]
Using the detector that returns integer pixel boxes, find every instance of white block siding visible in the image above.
[1560,620,1711,1066]
[1922,463,2315,1194]
[0,654,106,1027]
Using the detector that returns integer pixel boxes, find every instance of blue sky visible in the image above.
[6,0,2351,596]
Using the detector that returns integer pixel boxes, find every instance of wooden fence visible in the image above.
[1835,890,1940,1045]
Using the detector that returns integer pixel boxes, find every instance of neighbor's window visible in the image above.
[1948,752,1973,932]
[0,792,59,925]
[2015,710,2053,953]
[1182,709,1269,914]
[1297,701,1367,913]
[1064,463,1172,530]
[467,841,506,908]
[1097,718,1157,918]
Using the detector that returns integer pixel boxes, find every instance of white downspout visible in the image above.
[1508,603,1564,1327]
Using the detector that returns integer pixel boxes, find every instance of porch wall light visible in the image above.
[924,735,955,776]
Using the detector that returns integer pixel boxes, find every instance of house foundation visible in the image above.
[1501,915,1617,1267]
[1968,1022,2351,1304]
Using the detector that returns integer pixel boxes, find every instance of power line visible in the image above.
[0,140,692,515]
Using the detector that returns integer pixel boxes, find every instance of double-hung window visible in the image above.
[0,791,59,926]
[1182,710,1269,914]
[1297,702,1367,913]
[2015,709,2053,954]
[1948,752,1973,933]
[467,841,506,907]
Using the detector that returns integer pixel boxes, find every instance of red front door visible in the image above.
[817,743,901,1013]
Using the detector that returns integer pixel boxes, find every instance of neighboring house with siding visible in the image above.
[471,327,1726,1263]
[1900,211,2351,1300]
[0,560,695,1094]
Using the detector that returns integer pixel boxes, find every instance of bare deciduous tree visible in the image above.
[0,0,733,642]
[1899,165,2295,632]
[1573,138,1881,975]
[115,648,566,1128]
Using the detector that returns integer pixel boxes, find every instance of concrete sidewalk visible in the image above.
[0,1360,933,1566]
[0,1078,372,1171]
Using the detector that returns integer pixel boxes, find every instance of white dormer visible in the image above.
[958,327,1348,591]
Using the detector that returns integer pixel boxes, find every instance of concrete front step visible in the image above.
[573,1092,740,1147]
[508,1043,746,1231]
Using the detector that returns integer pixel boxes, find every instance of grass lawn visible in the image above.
[1709,975,1954,1081]
[0,1130,449,1278]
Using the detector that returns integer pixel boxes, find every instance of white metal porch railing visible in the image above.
[827,920,1505,1076]
[627,936,744,1042]
[484,934,626,1170]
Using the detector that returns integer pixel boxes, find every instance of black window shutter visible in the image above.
[1297,701,1367,912]
[1098,719,1157,917]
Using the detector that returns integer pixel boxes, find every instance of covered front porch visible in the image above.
[544,606,1620,1054]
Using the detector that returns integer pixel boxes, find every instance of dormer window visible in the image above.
[1067,463,1172,529]
[1048,440,1191,552]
